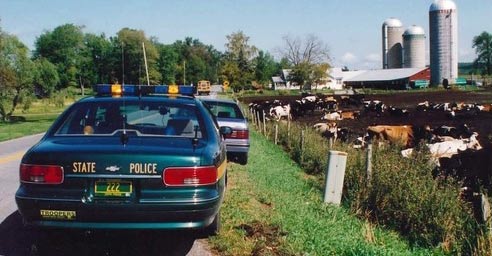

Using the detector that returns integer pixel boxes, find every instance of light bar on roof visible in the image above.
[94,84,194,96]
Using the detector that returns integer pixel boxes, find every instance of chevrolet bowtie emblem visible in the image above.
[105,166,120,172]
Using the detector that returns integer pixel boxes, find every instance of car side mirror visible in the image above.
[219,126,233,136]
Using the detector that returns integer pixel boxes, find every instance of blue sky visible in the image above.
[1,0,491,70]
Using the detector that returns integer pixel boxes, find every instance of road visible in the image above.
[0,134,213,256]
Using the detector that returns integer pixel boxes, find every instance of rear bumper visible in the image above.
[15,192,222,230]
[226,144,249,153]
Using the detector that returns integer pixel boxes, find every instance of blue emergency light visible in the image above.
[94,84,195,97]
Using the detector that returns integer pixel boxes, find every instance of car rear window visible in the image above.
[203,101,244,119]
[55,101,202,137]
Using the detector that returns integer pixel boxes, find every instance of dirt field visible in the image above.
[241,88,492,147]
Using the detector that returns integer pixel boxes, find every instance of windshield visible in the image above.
[55,101,202,138]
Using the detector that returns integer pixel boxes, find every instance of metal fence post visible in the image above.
[366,144,373,187]
[324,150,348,205]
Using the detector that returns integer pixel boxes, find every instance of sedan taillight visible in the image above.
[20,164,64,184]
[225,130,249,139]
[163,166,217,186]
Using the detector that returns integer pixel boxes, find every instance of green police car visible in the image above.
[15,84,231,235]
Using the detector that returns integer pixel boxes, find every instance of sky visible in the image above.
[1,0,491,70]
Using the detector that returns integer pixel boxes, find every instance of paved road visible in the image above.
[0,134,212,256]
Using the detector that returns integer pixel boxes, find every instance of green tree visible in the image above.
[82,33,113,85]
[34,24,85,88]
[114,28,161,84]
[472,31,492,75]
[0,30,34,121]
[222,31,257,91]
[156,44,178,84]
[33,58,59,97]
[172,37,221,85]
[254,50,279,86]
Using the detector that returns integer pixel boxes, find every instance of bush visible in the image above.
[255,119,480,254]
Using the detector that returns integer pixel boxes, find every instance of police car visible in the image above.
[15,84,231,235]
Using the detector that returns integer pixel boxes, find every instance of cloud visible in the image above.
[341,52,358,63]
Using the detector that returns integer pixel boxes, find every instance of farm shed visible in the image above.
[344,67,430,90]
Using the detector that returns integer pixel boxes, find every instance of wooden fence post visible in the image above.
[287,119,291,143]
[256,111,261,130]
[262,111,266,135]
[275,124,279,145]
[301,129,305,163]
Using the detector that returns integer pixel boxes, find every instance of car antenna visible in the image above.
[121,43,128,143]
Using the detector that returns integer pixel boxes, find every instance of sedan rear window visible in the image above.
[55,101,202,137]
[203,101,244,119]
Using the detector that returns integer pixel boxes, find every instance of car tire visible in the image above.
[237,153,248,165]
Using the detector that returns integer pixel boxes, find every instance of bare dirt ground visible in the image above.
[241,88,492,147]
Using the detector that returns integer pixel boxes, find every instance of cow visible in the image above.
[270,104,292,121]
[401,133,482,164]
[321,111,342,121]
[366,125,433,148]
[388,106,409,117]
[433,124,472,139]
[313,122,338,141]
[364,100,387,116]
[340,111,360,120]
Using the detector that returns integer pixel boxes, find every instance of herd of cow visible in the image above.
[248,92,492,218]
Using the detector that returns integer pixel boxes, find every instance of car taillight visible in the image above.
[225,130,249,139]
[20,164,64,184]
[163,166,217,186]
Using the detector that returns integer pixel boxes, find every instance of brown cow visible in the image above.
[367,125,432,148]
[340,111,360,120]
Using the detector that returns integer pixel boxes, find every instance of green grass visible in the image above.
[211,130,441,255]
[0,113,59,141]
[0,96,76,142]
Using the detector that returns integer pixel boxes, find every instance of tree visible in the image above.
[278,34,330,88]
[472,31,492,75]
[115,28,161,85]
[0,30,35,121]
[33,58,59,97]
[156,44,178,84]
[34,24,85,88]
[81,33,113,85]
[222,31,258,91]
[254,50,279,86]
[172,37,221,85]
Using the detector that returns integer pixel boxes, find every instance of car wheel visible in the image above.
[206,211,221,236]
[237,153,248,165]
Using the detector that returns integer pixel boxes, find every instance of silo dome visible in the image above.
[383,18,403,28]
[382,18,404,69]
[429,0,456,12]
[403,25,426,68]
[403,26,425,36]
[429,0,458,86]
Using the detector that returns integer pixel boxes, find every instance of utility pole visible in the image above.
[183,60,186,85]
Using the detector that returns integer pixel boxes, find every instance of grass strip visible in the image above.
[211,129,442,255]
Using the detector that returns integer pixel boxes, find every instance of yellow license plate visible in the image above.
[40,210,76,220]
[95,180,132,197]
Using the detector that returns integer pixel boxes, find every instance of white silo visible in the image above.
[403,25,426,68]
[382,18,404,69]
[429,0,458,86]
